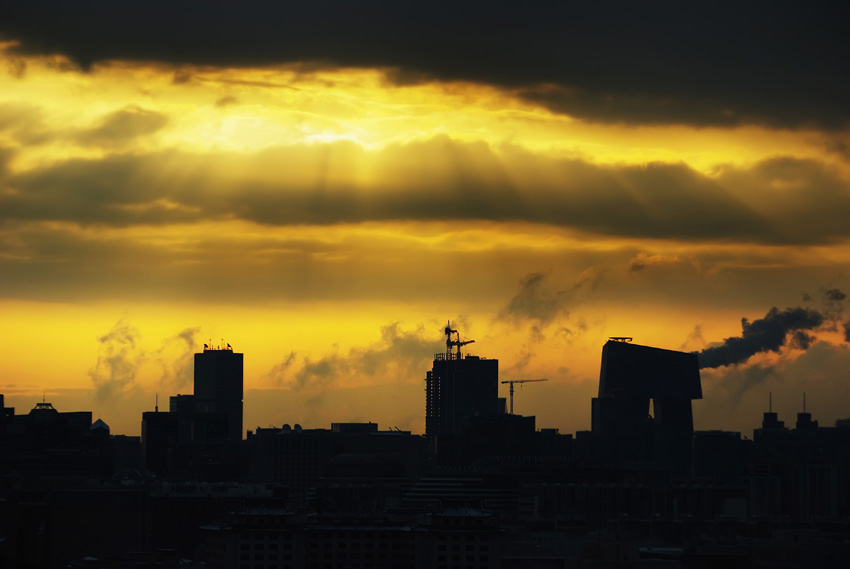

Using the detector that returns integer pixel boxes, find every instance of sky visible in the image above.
[2,2,850,437]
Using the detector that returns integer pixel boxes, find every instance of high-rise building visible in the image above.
[591,338,701,476]
[425,324,503,443]
[194,345,243,441]
[142,410,178,475]
[169,393,195,444]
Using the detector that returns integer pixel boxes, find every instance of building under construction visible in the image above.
[424,323,504,444]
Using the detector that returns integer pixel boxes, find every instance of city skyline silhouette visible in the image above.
[1,4,850,565]
[2,5,850,445]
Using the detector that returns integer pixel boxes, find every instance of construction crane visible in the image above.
[445,321,474,359]
[500,379,548,415]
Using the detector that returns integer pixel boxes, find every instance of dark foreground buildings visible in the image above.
[3,332,850,568]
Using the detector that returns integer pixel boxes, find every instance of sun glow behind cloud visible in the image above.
[2,46,842,175]
[2,43,850,437]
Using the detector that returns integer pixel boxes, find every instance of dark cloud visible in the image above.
[10,139,847,245]
[698,307,825,369]
[789,330,817,351]
[800,287,847,324]
[2,2,848,129]
[825,289,846,302]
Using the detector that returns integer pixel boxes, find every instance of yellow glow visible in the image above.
[3,46,849,437]
[1,47,841,178]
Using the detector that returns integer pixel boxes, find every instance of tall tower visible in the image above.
[194,344,243,441]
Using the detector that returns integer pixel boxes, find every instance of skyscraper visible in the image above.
[194,344,243,441]
[591,339,701,476]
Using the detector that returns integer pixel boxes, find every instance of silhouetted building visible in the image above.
[194,345,243,441]
[591,339,701,477]
[169,393,195,443]
[248,422,425,509]
[141,410,178,476]
[21,400,92,448]
[425,326,504,447]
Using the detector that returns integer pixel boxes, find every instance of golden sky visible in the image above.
[2,6,850,438]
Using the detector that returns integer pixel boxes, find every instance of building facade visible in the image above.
[194,346,244,442]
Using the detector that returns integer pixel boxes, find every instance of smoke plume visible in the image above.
[698,306,825,369]
[89,318,145,401]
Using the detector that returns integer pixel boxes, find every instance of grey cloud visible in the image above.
[706,361,777,410]
[294,355,342,390]
[698,341,850,433]
[77,106,168,145]
[268,351,298,386]
[88,319,201,402]
[89,317,144,402]
[3,2,849,129]
[680,325,706,352]
[6,56,26,78]
[498,271,570,325]
[799,287,847,324]
[825,289,846,302]
[628,253,683,273]
[273,322,443,390]
[0,103,55,146]
[155,326,200,391]
[215,96,238,107]
[698,307,826,369]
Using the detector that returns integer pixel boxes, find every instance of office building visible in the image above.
[591,338,701,476]
[194,344,243,441]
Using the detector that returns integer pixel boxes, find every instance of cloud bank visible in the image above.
[5,140,850,245]
[3,2,849,129]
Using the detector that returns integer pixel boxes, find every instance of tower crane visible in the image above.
[444,321,474,359]
[500,379,548,415]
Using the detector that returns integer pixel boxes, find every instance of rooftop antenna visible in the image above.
[155,393,159,413]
